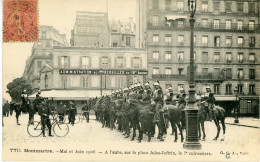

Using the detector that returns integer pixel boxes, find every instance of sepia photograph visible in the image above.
[2,0,260,161]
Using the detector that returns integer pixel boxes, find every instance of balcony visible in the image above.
[147,21,260,32]
[152,74,187,80]
[195,72,225,82]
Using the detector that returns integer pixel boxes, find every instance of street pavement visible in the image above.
[2,113,260,161]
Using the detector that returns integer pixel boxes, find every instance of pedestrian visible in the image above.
[38,99,53,137]
[9,101,14,116]
[21,89,28,114]
[82,101,89,123]
[27,99,35,125]
[57,101,66,123]
[68,101,77,126]
[14,103,21,125]
[5,101,10,117]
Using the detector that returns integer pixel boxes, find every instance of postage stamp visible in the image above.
[3,0,38,42]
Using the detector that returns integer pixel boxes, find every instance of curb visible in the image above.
[225,123,259,129]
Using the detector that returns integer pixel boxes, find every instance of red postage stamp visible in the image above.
[3,0,38,42]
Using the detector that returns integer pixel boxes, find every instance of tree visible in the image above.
[6,77,33,102]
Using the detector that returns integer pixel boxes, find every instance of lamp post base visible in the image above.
[183,142,202,150]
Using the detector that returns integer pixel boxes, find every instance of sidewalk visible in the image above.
[225,117,260,128]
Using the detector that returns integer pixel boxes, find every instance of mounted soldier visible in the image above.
[176,87,186,129]
[165,87,175,105]
[142,81,153,103]
[136,82,144,100]
[204,86,216,121]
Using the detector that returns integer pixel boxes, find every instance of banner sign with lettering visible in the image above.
[59,69,148,75]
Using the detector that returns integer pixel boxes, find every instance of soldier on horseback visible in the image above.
[142,81,153,103]
[136,82,144,100]
[205,86,216,121]
[165,87,175,105]
[176,87,186,129]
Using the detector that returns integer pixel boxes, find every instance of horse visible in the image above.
[164,104,184,142]
[199,101,226,141]
[100,96,111,128]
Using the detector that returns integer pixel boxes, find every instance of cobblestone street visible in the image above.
[2,113,260,161]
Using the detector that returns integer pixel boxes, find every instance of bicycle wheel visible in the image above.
[63,115,70,124]
[74,115,80,124]
[53,122,69,137]
[27,121,42,137]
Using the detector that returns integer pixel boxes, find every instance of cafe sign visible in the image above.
[59,69,148,75]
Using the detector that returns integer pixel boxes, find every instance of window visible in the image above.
[202,36,208,46]
[165,34,171,44]
[178,68,183,75]
[226,68,232,79]
[214,36,220,47]
[249,53,255,63]
[113,43,118,47]
[152,15,159,25]
[226,36,232,47]
[202,68,208,75]
[165,51,171,61]
[178,1,183,11]
[165,0,171,10]
[42,31,46,38]
[249,36,255,47]
[152,0,159,9]
[225,2,231,12]
[238,68,243,79]
[82,76,88,88]
[81,56,89,68]
[178,20,184,28]
[178,35,184,44]
[214,84,220,94]
[153,67,159,74]
[202,1,208,12]
[62,76,68,89]
[178,51,184,62]
[44,74,48,89]
[214,20,220,29]
[249,69,255,79]
[153,51,159,61]
[213,2,220,12]
[101,57,109,67]
[133,57,140,69]
[37,61,42,69]
[165,68,172,75]
[202,19,208,28]
[237,36,243,47]
[237,21,243,30]
[237,3,243,13]
[226,20,231,29]
[153,34,159,43]
[60,56,69,68]
[238,84,243,94]
[249,20,255,31]
[226,84,232,95]
[126,37,131,46]
[202,52,208,63]
[214,52,220,63]
[237,52,243,63]
[249,3,255,14]
[117,57,124,68]
[249,85,255,95]
[226,52,232,63]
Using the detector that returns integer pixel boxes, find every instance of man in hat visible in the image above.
[136,82,144,100]
[38,99,53,137]
[21,89,28,113]
[142,81,153,103]
[177,87,186,129]
[67,101,77,125]
[82,101,89,123]
[205,86,216,121]
[165,87,175,105]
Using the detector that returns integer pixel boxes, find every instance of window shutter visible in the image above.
[68,56,71,68]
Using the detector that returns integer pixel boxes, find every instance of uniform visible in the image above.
[165,87,175,105]
[67,102,77,125]
[21,91,28,113]
[82,102,89,123]
[152,87,164,123]
[38,101,53,137]
[204,87,216,120]
[177,89,186,129]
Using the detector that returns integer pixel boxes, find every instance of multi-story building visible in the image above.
[110,17,136,47]
[70,11,110,47]
[137,0,260,115]
[23,26,69,93]
[38,47,147,110]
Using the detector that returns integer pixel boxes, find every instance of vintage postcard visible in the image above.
[2,0,260,161]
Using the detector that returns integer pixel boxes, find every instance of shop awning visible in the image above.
[165,15,188,20]
[215,96,236,101]
[28,90,111,100]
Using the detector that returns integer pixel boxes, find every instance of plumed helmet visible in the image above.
[206,86,211,89]
[137,82,142,87]
[153,80,160,86]
[168,87,173,91]
[144,81,150,86]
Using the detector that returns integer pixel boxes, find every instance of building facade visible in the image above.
[23,26,69,92]
[137,0,260,114]
[70,11,110,47]
[110,18,136,47]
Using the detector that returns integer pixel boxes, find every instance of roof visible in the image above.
[28,90,111,100]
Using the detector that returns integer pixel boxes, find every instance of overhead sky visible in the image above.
[2,0,137,101]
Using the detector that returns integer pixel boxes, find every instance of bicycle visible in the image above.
[63,114,80,124]
[27,114,69,137]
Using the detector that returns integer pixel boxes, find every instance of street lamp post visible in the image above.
[183,0,201,150]
[234,87,239,123]
[99,69,104,96]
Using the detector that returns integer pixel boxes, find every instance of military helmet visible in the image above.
[206,85,211,89]
[153,80,160,86]
[144,81,150,86]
